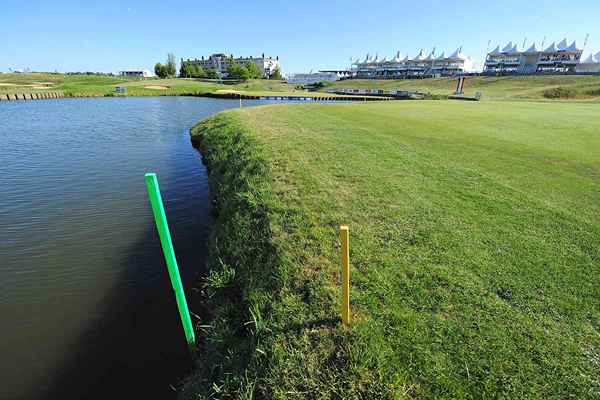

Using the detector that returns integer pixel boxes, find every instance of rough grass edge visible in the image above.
[178,111,292,399]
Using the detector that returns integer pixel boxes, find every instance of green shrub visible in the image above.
[585,88,600,96]
[543,86,577,99]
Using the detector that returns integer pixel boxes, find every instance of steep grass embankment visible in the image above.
[183,112,342,399]
[183,101,600,399]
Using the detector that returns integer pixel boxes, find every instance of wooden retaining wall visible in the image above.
[0,91,395,102]
[203,92,394,102]
[0,92,65,101]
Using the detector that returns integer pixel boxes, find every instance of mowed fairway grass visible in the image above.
[186,100,600,399]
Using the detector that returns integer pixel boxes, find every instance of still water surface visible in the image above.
[0,96,269,399]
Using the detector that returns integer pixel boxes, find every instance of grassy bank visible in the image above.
[0,73,321,98]
[3,73,600,101]
[184,100,600,399]
[324,75,600,101]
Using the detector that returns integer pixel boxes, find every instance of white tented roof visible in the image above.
[402,55,410,62]
[414,49,426,60]
[525,42,538,53]
[449,47,467,60]
[380,56,388,63]
[544,42,558,52]
[489,45,502,55]
[565,41,582,52]
[437,51,447,60]
[508,43,520,54]
[502,41,514,52]
[596,51,600,60]
[362,54,370,63]
[393,51,403,62]
[372,53,380,63]
[557,38,568,51]
[581,53,597,64]
[424,51,436,61]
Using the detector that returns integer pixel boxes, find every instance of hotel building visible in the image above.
[350,47,474,78]
[484,39,584,74]
[182,53,280,78]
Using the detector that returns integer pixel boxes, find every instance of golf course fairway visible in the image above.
[183,100,600,399]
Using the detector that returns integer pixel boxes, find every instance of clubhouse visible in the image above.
[484,39,584,74]
[351,47,474,78]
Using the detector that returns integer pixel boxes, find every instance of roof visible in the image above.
[424,51,436,61]
[414,49,426,60]
[393,51,403,62]
[362,54,370,63]
[565,40,582,52]
[436,51,447,60]
[557,38,568,51]
[507,43,520,54]
[489,45,502,55]
[524,43,538,53]
[449,47,467,60]
[502,41,514,52]
[581,53,597,64]
[544,42,558,52]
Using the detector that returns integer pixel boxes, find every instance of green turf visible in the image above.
[325,75,600,101]
[3,73,600,102]
[0,73,318,97]
[184,100,600,399]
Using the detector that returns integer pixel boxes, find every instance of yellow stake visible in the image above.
[340,225,350,325]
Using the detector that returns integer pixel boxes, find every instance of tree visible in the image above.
[227,63,250,81]
[244,61,262,79]
[190,64,205,78]
[205,69,219,79]
[166,53,177,77]
[270,66,282,80]
[155,63,168,78]
[180,62,206,78]
[179,62,191,78]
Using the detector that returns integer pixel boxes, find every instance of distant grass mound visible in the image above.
[0,73,306,97]
[184,101,600,399]
[325,75,600,101]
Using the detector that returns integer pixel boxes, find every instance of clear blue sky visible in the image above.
[2,0,600,74]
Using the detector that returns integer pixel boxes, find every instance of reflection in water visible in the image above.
[0,97,273,399]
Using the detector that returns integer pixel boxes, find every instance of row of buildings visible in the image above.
[121,38,600,82]
[287,37,600,83]
[483,39,600,74]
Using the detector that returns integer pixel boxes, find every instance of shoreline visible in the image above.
[0,91,391,102]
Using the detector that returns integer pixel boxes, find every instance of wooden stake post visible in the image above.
[340,225,350,325]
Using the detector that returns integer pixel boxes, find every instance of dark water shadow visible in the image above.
[40,218,208,399]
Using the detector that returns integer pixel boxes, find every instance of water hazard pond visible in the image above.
[0,96,277,399]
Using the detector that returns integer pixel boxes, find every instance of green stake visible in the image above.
[145,173,196,355]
